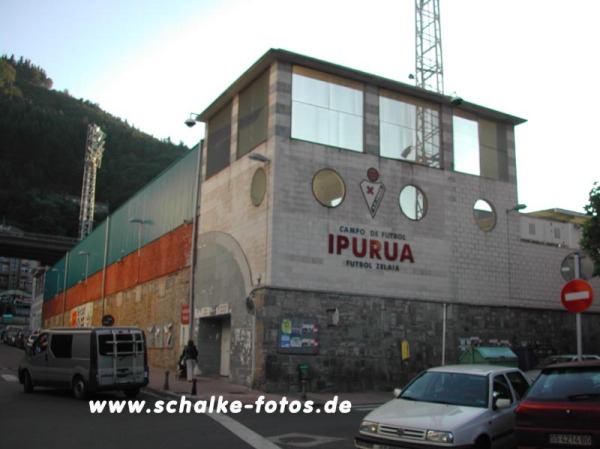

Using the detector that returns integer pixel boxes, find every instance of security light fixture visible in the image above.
[249,152,270,163]
[450,92,463,106]
[185,113,200,128]
[507,204,527,213]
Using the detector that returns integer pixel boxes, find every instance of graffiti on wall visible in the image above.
[70,303,93,327]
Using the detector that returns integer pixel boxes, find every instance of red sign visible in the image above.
[561,279,594,313]
[181,305,190,325]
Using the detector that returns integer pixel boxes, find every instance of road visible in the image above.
[0,343,375,448]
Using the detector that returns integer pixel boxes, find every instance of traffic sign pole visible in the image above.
[560,259,594,362]
[575,253,582,361]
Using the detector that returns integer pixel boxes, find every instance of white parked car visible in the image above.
[355,364,530,449]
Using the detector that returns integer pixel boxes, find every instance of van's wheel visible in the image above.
[475,436,491,449]
[22,370,34,393]
[124,387,140,398]
[72,376,87,399]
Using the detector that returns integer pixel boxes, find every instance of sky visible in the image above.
[2,0,599,214]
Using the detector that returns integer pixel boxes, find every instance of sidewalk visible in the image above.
[145,365,392,407]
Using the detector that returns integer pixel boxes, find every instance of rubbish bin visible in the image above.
[298,363,310,380]
[298,363,310,399]
[459,346,519,367]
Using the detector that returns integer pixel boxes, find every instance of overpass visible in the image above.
[0,229,78,266]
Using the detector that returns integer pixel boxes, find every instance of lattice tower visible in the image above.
[78,124,106,240]
[414,0,443,168]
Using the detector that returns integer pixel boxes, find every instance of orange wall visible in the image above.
[43,223,192,321]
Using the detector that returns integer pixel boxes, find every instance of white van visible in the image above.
[18,327,149,399]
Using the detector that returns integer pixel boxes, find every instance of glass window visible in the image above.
[238,71,269,157]
[50,334,73,359]
[454,115,508,180]
[380,91,440,167]
[250,168,267,206]
[206,103,232,178]
[312,169,345,208]
[98,333,143,356]
[453,115,480,175]
[506,370,529,400]
[292,66,363,152]
[473,199,496,231]
[493,374,514,404]
[399,185,427,221]
[33,333,48,354]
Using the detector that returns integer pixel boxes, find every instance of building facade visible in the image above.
[1,252,38,329]
[42,50,599,392]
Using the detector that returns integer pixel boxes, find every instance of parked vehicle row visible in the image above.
[2,326,32,348]
[355,358,600,449]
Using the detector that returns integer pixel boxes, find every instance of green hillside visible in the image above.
[0,55,188,237]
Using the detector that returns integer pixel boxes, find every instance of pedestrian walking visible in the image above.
[183,340,198,381]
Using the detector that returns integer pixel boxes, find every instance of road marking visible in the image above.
[1,374,19,382]
[208,412,281,449]
[352,404,380,412]
[565,291,590,302]
[267,432,344,447]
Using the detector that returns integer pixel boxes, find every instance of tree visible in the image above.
[0,59,22,97]
[581,182,600,276]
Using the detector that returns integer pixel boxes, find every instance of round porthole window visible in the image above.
[473,199,496,231]
[399,184,427,221]
[250,168,267,206]
[312,168,345,208]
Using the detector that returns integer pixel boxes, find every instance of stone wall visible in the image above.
[255,287,600,393]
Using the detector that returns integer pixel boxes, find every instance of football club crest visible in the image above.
[360,168,386,218]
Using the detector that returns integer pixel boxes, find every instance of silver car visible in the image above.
[355,364,530,449]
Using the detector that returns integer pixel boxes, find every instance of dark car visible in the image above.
[515,359,600,448]
[524,354,600,381]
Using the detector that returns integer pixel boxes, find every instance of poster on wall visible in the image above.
[278,317,319,355]
[146,322,174,348]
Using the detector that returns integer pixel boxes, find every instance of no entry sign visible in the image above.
[561,279,594,313]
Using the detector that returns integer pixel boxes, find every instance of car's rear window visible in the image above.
[526,367,600,401]
[98,332,144,356]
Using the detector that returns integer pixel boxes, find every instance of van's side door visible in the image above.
[46,333,74,387]
[27,332,50,385]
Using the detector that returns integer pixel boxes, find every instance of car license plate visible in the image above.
[549,434,592,446]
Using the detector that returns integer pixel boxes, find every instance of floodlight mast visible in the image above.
[78,124,106,240]
[415,0,444,94]
[413,0,443,168]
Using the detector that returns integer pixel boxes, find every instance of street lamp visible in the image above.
[505,204,527,299]
[50,268,61,296]
[186,115,204,342]
[78,250,91,280]
[129,218,146,256]
[248,152,270,164]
